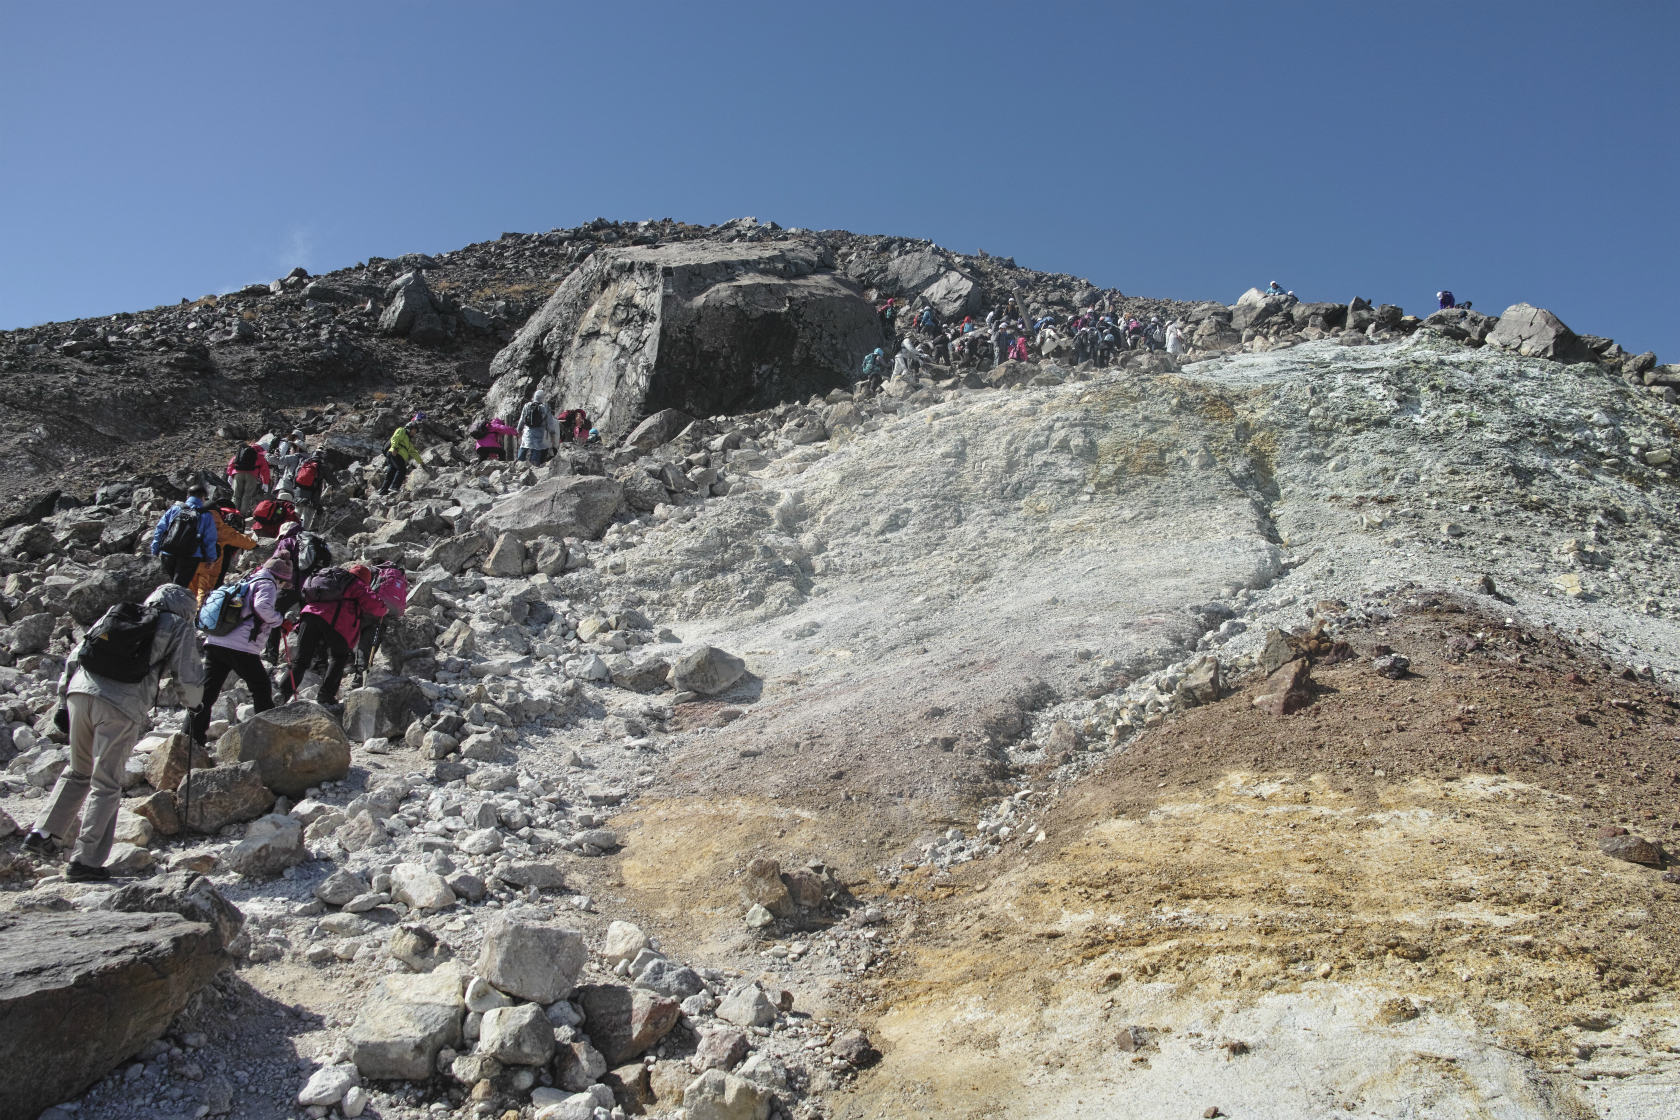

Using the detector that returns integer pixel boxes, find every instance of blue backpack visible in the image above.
[199,575,258,637]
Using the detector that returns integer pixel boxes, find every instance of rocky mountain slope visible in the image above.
[2,221,1678,1120]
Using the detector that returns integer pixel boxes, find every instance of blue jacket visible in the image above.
[150,497,218,561]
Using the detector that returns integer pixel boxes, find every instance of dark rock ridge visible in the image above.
[485,240,883,436]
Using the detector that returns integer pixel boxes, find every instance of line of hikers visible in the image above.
[866,293,1183,384]
[469,391,595,466]
[22,476,408,882]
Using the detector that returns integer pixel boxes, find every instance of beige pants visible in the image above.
[36,693,142,868]
[231,472,263,516]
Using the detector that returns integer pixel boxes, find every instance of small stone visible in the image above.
[1598,833,1666,867]
[602,920,649,965]
[1372,653,1410,679]
[297,1064,359,1107]
[390,863,456,910]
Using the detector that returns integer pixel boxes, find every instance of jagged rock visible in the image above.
[672,645,747,695]
[379,271,438,342]
[741,857,794,918]
[574,983,681,1066]
[476,916,586,1003]
[1253,658,1314,717]
[224,813,305,879]
[624,409,696,453]
[534,1085,615,1120]
[619,468,671,513]
[65,572,125,626]
[347,967,465,1081]
[484,531,528,576]
[315,868,370,907]
[782,867,827,910]
[297,1064,360,1108]
[424,530,494,574]
[1485,303,1585,361]
[1231,288,1290,332]
[485,240,883,437]
[4,612,54,656]
[716,983,777,1029]
[635,959,705,1000]
[608,654,670,693]
[341,680,428,744]
[477,475,624,542]
[555,1039,609,1092]
[1422,307,1495,346]
[0,909,231,1120]
[695,1027,750,1072]
[213,702,351,796]
[683,1069,773,1120]
[479,1003,556,1066]
[180,761,275,833]
[1373,653,1411,679]
[1173,656,1221,707]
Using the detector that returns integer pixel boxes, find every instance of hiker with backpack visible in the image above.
[379,414,422,495]
[352,561,408,687]
[471,415,517,461]
[517,392,561,466]
[20,584,205,880]
[188,555,291,745]
[290,449,328,528]
[189,505,258,606]
[278,563,388,707]
[226,441,272,516]
[556,408,591,444]
[264,523,328,659]
[150,484,219,587]
[250,495,299,539]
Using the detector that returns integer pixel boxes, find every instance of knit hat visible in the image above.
[263,556,294,583]
[348,563,374,583]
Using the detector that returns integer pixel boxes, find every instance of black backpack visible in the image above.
[233,444,259,471]
[159,506,205,558]
[519,401,548,430]
[78,603,165,684]
[295,531,331,575]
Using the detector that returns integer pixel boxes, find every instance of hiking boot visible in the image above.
[65,861,111,882]
[21,831,53,856]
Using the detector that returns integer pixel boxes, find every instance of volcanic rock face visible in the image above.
[484,240,884,436]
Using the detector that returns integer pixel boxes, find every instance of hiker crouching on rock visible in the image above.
[279,563,388,708]
[379,414,422,494]
[518,391,561,465]
[21,585,205,881]
[150,484,219,587]
[226,440,272,516]
[188,555,291,746]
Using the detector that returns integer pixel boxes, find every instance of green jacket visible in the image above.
[388,425,419,464]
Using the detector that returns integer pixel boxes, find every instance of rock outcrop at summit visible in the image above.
[484,240,883,436]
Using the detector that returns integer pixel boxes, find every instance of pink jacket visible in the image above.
[302,575,388,648]
[475,418,517,450]
[227,445,273,488]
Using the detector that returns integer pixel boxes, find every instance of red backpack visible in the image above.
[295,456,320,489]
[370,563,408,617]
[252,498,296,536]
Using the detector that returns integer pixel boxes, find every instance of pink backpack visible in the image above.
[370,563,408,616]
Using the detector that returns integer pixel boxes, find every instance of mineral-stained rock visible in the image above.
[741,857,794,918]
[479,1003,556,1066]
[1599,833,1666,867]
[1253,658,1314,717]
[476,916,586,1003]
[555,1039,609,1092]
[672,646,747,696]
[574,983,681,1066]
[1173,656,1221,707]
[477,475,624,542]
[0,909,230,1120]
[180,761,275,833]
[213,702,351,795]
[347,967,465,1081]
[694,1027,750,1072]
[485,240,883,438]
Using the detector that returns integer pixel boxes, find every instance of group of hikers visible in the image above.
[21,385,605,882]
[865,293,1186,385]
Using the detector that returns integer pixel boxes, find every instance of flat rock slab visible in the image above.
[0,910,227,1120]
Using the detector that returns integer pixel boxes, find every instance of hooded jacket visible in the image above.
[475,418,517,450]
[61,584,205,723]
[150,497,219,562]
[206,566,285,656]
[189,510,259,598]
[388,425,420,464]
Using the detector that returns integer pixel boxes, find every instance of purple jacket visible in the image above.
[206,568,284,655]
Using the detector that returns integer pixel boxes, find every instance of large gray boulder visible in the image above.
[214,702,352,796]
[348,968,465,1081]
[0,909,231,1120]
[379,270,443,345]
[180,760,275,833]
[672,646,747,696]
[1230,287,1291,332]
[477,475,623,542]
[485,240,883,437]
[342,679,428,743]
[476,916,586,1004]
[1485,302,1586,361]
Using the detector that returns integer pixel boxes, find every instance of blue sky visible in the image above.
[3,2,1675,358]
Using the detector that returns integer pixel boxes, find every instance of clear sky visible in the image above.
[3,2,1675,358]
